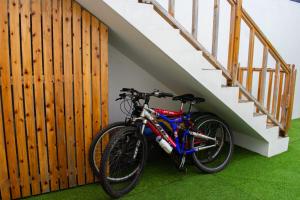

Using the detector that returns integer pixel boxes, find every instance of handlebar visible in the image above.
[116,88,174,102]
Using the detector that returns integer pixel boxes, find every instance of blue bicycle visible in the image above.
[99,88,234,198]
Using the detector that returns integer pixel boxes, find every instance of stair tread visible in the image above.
[253,112,265,117]
[221,84,239,88]
[239,99,252,103]
[267,124,278,129]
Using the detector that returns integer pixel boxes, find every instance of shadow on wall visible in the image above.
[108,45,182,123]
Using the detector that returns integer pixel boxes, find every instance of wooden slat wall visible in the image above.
[0,0,109,199]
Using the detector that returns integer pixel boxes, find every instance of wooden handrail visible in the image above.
[141,0,296,135]
[241,9,290,73]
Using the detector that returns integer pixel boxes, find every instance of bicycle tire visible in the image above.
[89,122,126,178]
[191,116,234,173]
[100,127,147,198]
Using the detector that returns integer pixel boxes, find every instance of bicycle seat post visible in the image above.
[180,102,184,112]
[188,102,192,113]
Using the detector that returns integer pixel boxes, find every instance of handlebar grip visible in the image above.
[121,88,132,92]
[163,93,174,97]
[157,92,174,98]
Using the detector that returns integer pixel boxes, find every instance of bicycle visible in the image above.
[99,88,234,198]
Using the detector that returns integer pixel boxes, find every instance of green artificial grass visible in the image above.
[25,119,300,200]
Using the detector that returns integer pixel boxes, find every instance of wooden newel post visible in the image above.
[285,65,297,135]
[227,0,242,86]
[232,63,240,85]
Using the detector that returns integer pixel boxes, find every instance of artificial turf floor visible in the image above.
[25,119,300,200]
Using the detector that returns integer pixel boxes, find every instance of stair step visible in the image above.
[253,112,265,117]
[267,124,277,129]
[239,100,252,103]
[138,0,152,4]
[221,85,239,88]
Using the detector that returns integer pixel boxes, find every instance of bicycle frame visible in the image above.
[135,104,217,155]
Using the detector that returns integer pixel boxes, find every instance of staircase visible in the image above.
[76,0,297,157]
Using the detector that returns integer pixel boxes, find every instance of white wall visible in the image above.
[108,45,180,123]
[155,0,300,119]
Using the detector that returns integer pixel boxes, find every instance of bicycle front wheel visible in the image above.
[100,127,147,198]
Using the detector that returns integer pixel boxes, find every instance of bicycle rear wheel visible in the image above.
[89,122,126,178]
[100,127,147,198]
[191,116,234,173]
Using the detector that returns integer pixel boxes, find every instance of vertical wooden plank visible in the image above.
[8,0,31,197]
[91,18,101,138]
[266,71,274,112]
[168,0,175,17]
[52,0,68,189]
[0,0,21,198]
[91,17,101,182]
[72,2,85,186]
[227,4,236,71]
[100,23,109,161]
[0,90,10,200]
[212,0,220,57]
[42,0,59,191]
[228,0,242,85]
[258,46,268,105]
[82,10,93,184]
[191,0,199,39]
[20,0,41,195]
[31,0,50,193]
[280,72,290,128]
[276,72,284,120]
[100,24,109,129]
[62,0,76,187]
[271,61,280,116]
[246,28,255,93]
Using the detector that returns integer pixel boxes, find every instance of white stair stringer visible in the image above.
[75,0,289,157]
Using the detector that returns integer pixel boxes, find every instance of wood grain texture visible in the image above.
[285,65,297,133]
[271,62,280,117]
[82,10,94,184]
[32,0,50,193]
[72,2,85,186]
[63,0,76,187]
[52,0,68,189]
[266,72,274,112]
[0,81,10,200]
[9,0,31,196]
[280,73,290,127]
[42,0,59,191]
[100,24,109,129]
[20,0,41,195]
[246,28,255,93]
[92,17,101,137]
[0,0,109,198]
[276,73,284,121]
[285,66,296,132]
[258,46,268,105]
[0,0,21,198]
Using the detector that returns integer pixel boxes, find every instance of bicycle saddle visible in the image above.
[173,94,205,104]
